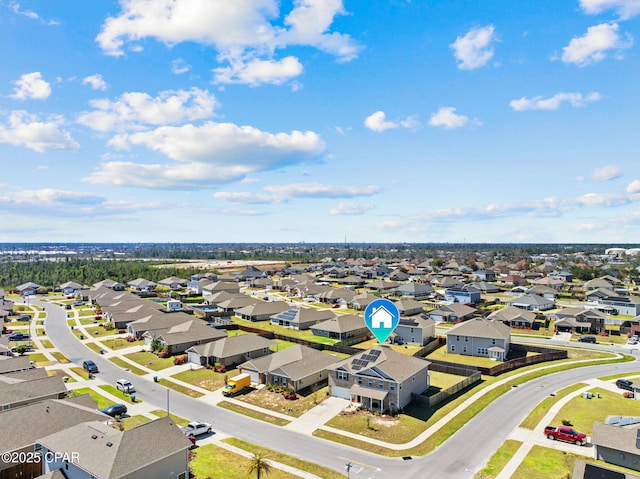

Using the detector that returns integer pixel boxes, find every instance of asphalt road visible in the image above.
[37,299,640,479]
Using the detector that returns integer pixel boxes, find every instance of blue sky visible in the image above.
[1,0,639,243]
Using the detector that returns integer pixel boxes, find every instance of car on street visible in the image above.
[72,301,85,306]
[616,379,634,391]
[116,379,135,394]
[100,404,128,417]
[627,338,638,345]
[7,332,30,341]
[578,336,597,343]
[82,360,99,373]
[180,421,212,436]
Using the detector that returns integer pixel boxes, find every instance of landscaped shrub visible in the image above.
[173,355,188,365]
[126,336,136,342]
[623,391,635,399]
[158,348,170,358]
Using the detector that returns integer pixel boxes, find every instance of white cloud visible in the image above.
[626,180,640,193]
[428,107,473,129]
[171,58,191,74]
[450,25,497,70]
[364,111,417,133]
[590,165,622,180]
[95,0,361,86]
[575,192,630,207]
[9,72,51,100]
[213,56,304,86]
[0,111,79,153]
[82,74,108,91]
[561,23,633,66]
[85,122,325,189]
[215,183,380,204]
[9,2,59,25]
[329,202,375,215]
[509,91,602,111]
[77,87,218,132]
[580,0,640,20]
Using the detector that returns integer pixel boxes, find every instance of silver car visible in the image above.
[116,379,135,394]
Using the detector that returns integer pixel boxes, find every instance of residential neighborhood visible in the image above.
[2,244,640,479]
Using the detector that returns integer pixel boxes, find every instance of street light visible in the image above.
[345,462,352,478]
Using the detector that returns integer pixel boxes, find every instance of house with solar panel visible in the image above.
[327,347,430,413]
[269,307,336,330]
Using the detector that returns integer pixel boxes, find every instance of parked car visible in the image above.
[11,345,34,353]
[82,360,99,373]
[7,332,30,341]
[578,336,596,343]
[180,421,212,436]
[72,301,86,306]
[616,379,634,391]
[627,338,638,345]
[116,379,135,394]
[544,425,587,446]
[15,314,31,321]
[100,404,128,417]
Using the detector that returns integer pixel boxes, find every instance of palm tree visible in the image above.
[247,452,271,479]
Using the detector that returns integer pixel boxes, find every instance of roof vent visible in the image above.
[91,435,98,440]
[106,442,113,447]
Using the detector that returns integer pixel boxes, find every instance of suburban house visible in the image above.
[473,269,497,281]
[393,314,436,346]
[591,421,640,472]
[429,303,477,323]
[0,356,34,375]
[0,396,107,479]
[92,279,125,291]
[367,280,400,293]
[185,333,275,367]
[216,296,260,313]
[446,318,511,361]
[0,373,67,410]
[317,288,356,305]
[444,284,481,305]
[471,281,501,293]
[38,417,192,479]
[349,293,379,310]
[552,307,607,334]
[59,281,85,295]
[127,277,157,291]
[15,282,42,296]
[584,276,620,292]
[572,460,640,479]
[525,285,557,300]
[201,281,241,296]
[394,298,426,316]
[142,319,228,354]
[235,301,290,322]
[392,282,434,300]
[101,301,165,329]
[310,314,370,342]
[270,307,336,330]
[597,295,640,316]
[239,344,341,391]
[327,346,430,412]
[237,265,266,281]
[505,294,555,311]
[487,306,537,329]
[202,291,246,306]
[157,276,188,289]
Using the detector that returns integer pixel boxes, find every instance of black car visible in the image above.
[7,332,30,341]
[100,404,128,417]
[578,336,596,343]
[616,379,634,391]
[82,360,99,373]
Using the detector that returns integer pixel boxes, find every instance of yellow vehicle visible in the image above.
[222,373,251,397]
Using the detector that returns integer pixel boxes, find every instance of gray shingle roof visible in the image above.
[446,318,511,340]
[329,346,429,383]
[240,344,341,381]
[187,334,275,359]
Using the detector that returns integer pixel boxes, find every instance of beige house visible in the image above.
[186,334,275,367]
[446,318,511,361]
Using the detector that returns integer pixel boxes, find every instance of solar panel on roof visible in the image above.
[352,364,362,370]
[370,350,381,358]
[361,354,373,362]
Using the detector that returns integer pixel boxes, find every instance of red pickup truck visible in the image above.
[544,426,587,446]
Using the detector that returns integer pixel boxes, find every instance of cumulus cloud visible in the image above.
[589,165,622,180]
[428,107,475,129]
[9,72,51,100]
[627,180,640,193]
[329,202,375,215]
[213,56,304,86]
[0,111,79,153]
[580,0,640,20]
[9,2,58,25]
[509,91,602,111]
[215,183,380,204]
[561,23,633,66]
[77,88,218,132]
[82,74,108,91]
[364,111,417,133]
[171,58,191,74]
[85,122,325,189]
[95,0,361,86]
[450,25,497,70]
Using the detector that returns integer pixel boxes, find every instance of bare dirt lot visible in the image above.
[153,260,288,272]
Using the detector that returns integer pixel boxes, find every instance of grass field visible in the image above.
[512,446,578,479]
[28,353,53,366]
[70,388,112,410]
[39,339,54,349]
[157,378,204,398]
[217,401,291,426]
[479,439,523,478]
[109,357,148,375]
[50,352,70,363]
[149,409,190,427]
[124,351,175,371]
[172,367,238,391]
[99,385,142,404]
[101,338,143,350]
[520,383,589,429]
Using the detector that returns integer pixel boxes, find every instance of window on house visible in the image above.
[462,347,467,353]
[464,336,469,342]
[390,383,395,390]
[178,473,187,479]
[368,379,373,387]
[379,381,384,389]
[358,377,363,385]
[451,345,456,352]
[492,339,496,345]
[412,376,415,381]
[337,371,349,381]
[456,335,460,341]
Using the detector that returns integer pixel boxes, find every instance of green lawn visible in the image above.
[520,383,589,429]
[223,438,346,479]
[512,446,578,479]
[149,409,190,427]
[550,388,640,434]
[70,366,91,380]
[479,439,523,479]
[157,378,204,398]
[85,342,104,354]
[429,370,467,392]
[101,338,143,350]
[237,386,329,418]
[190,444,298,479]
[121,415,151,430]
[426,345,537,368]
[75,326,119,339]
[70,388,113,410]
[124,351,175,371]
[50,352,70,363]
[28,353,53,366]
[39,339,54,349]
[109,357,148,375]
[172,367,238,391]
[217,401,291,426]
[232,317,340,345]
[99,385,142,404]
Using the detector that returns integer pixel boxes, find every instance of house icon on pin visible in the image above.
[370,305,394,329]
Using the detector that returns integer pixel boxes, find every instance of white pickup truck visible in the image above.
[180,421,212,436]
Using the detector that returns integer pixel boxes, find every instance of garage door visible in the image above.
[243,370,260,384]
[187,352,201,365]
[331,386,351,400]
